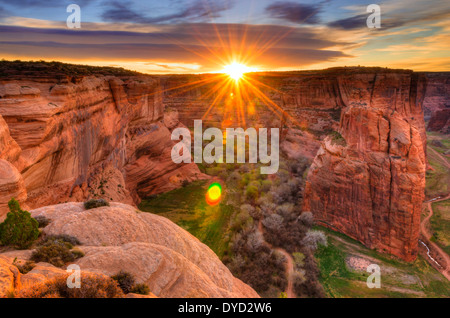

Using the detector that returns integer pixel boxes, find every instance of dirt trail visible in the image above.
[257,220,296,298]
[428,147,450,169]
[421,194,450,281]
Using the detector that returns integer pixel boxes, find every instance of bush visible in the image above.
[130,283,150,295]
[292,252,305,269]
[245,185,259,202]
[329,131,347,146]
[34,215,51,228]
[13,259,36,274]
[111,271,135,294]
[30,239,84,267]
[260,180,272,192]
[302,230,327,251]
[84,198,110,210]
[71,247,85,259]
[0,198,39,249]
[40,234,81,246]
[17,273,124,298]
[298,212,314,227]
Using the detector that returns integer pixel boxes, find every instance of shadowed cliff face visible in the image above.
[423,73,450,133]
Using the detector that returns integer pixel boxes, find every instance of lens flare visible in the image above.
[206,183,222,206]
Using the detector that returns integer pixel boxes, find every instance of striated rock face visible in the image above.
[428,108,450,133]
[423,73,450,133]
[0,75,206,217]
[0,159,27,216]
[423,72,450,134]
[303,72,427,261]
[0,202,259,298]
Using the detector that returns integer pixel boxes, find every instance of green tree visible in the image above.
[0,198,39,249]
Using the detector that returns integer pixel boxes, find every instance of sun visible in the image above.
[223,62,256,81]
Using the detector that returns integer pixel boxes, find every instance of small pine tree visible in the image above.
[0,198,39,249]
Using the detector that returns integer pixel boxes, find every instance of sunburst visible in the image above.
[222,62,256,81]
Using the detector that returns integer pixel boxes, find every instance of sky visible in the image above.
[0,0,449,73]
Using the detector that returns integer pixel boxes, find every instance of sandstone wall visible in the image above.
[0,75,206,217]
[303,72,428,261]
[423,73,450,133]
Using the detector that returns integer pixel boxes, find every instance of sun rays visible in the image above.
[223,62,256,81]
[151,21,301,130]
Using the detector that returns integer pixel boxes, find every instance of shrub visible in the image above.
[260,179,272,192]
[329,131,347,146]
[71,247,85,259]
[302,230,327,251]
[111,271,135,294]
[262,214,283,231]
[34,215,51,228]
[130,283,150,295]
[84,198,110,210]
[40,234,81,246]
[13,259,36,274]
[181,180,190,187]
[292,252,305,269]
[17,273,124,298]
[298,212,314,227]
[0,198,39,249]
[245,185,259,202]
[30,239,83,267]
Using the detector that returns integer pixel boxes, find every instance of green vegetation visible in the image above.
[430,199,450,255]
[139,181,234,257]
[315,226,450,298]
[425,132,450,198]
[84,198,110,210]
[424,131,449,255]
[329,131,347,147]
[139,157,318,297]
[30,235,83,267]
[0,199,39,249]
[34,215,51,228]
[111,271,135,294]
[130,283,151,295]
[16,273,124,298]
[0,60,142,77]
[111,271,151,295]
[13,259,36,274]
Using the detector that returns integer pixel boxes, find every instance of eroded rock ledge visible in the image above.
[0,202,259,298]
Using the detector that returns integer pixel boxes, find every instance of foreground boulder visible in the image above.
[0,202,259,298]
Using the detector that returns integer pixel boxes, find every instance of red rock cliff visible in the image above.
[0,75,206,217]
[303,72,427,261]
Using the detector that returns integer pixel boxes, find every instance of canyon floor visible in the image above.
[139,150,450,298]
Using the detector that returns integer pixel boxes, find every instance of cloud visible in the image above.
[0,0,92,7]
[327,13,406,30]
[328,0,450,30]
[265,1,321,24]
[0,23,351,72]
[101,0,233,24]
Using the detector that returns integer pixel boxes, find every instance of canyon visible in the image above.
[0,62,448,274]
